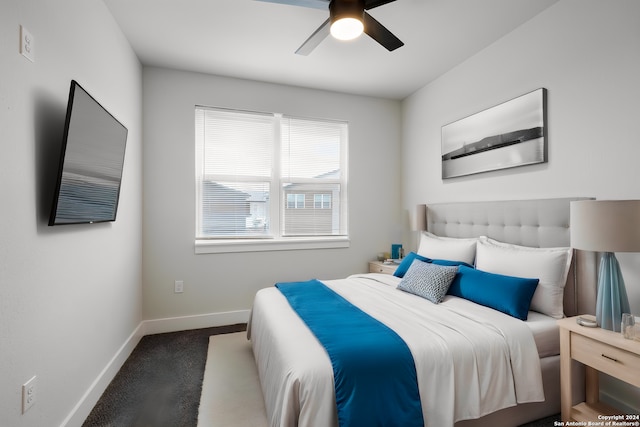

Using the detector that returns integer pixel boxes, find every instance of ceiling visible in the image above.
[102,0,559,100]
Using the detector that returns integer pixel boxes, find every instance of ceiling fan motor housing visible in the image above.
[330,0,365,24]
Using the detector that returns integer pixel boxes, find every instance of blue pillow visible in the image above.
[448,265,539,320]
[431,259,474,268]
[393,252,473,278]
[393,252,431,278]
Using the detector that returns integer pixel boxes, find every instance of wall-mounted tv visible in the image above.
[49,80,128,226]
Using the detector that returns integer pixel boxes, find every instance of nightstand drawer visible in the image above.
[571,333,640,387]
[368,261,397,275]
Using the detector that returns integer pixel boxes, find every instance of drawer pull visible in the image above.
[601,354,619,363]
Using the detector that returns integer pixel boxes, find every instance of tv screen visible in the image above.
[48,80,128,226]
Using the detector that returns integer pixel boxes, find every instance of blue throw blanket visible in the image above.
[276,279,423,427]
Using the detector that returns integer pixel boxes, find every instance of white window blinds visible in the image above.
[195,106,348,241]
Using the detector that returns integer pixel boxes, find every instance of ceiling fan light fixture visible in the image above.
[330,17,364,40]
[329,0,365,41]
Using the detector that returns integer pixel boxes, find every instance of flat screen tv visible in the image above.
[48,80,128,226]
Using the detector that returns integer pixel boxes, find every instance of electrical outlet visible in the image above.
[20,25,35,62]
[174,280,184,293]
[22,376,36,414]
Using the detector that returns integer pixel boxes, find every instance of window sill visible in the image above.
[194,236,350,254]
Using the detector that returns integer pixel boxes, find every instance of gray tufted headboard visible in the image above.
[425,198,597,317]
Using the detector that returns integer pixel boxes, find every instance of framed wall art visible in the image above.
[441,88,547,179]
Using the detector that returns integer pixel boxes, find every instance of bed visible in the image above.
[248,198,597,427]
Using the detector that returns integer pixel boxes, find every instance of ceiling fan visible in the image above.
[257,0,404,55]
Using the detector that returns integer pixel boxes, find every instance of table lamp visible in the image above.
[570,200,640,331]
[414,204,427,232]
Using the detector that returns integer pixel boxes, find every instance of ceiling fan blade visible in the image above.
[254,0,329,10]
[364,0,397,10]
[363,11,403,51]
[295,18,331,55]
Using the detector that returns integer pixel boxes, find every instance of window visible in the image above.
[195,106,348,252]
[287,194,305,209]
[314,194,331,209]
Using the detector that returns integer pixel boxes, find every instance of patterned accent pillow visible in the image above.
[397,259,459,304]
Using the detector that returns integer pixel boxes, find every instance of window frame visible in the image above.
[195,106,350,254]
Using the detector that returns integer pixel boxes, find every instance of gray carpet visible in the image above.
[82,324,246,427]
[520,415,561,427]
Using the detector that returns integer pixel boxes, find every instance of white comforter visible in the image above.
[248,273,544,427]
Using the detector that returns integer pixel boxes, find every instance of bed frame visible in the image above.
[424,198,596,426]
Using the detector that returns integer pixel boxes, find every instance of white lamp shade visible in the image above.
[570,200,640,252]
[413,204,427,231]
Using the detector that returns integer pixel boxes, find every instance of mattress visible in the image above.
[525,310,560,358]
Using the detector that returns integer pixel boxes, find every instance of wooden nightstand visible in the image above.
[558,316,640,422]
[368,261,398,275]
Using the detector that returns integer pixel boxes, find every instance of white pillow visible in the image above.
[417,231,477,265]
[475,236,572,319]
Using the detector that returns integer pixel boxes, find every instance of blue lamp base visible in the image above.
[596,252,631,332]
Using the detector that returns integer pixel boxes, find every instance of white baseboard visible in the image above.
[59,322,145,427]
[141,309,251,335]
[60,310,250,427]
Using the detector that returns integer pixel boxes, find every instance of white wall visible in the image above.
[401,0,640,413]
[142,67,402,322]
[0,1,143,426]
